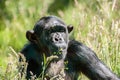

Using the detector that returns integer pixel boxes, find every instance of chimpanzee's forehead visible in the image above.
[44,19,66,29]
[35,16,67,29]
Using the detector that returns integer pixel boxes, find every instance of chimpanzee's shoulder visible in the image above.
[68,39,83,47]
[68,39,96,56]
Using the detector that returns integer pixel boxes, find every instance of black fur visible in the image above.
[20,16,120,80]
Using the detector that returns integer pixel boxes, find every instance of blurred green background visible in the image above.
[0,0,120,79]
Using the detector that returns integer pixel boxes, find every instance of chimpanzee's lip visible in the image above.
[50,42,66,49]
[54,43,67,48]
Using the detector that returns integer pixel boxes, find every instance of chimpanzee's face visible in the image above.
[39,20,69,59]
[26,16,73,59]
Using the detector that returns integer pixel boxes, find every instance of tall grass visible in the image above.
[0,0,120,79]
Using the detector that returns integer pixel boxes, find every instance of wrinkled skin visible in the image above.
[31,16,70,59]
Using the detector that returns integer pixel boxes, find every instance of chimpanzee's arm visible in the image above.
[67,40,120,80]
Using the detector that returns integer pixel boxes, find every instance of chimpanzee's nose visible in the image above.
[52,33,64,43]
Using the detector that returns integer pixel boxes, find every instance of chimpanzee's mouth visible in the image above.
[54,42,67,48]
[49,42,67,59]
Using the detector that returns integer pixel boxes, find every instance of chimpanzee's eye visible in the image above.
[59,29,66,32]
[56,26,66,32]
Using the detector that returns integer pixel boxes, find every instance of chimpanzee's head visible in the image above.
[26,16,73,59]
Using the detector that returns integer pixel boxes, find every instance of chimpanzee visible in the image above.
[20,16,120,80]
[20,16,74,79]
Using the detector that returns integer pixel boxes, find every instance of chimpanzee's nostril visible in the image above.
[55,37,59,41]
[59,38,62,41]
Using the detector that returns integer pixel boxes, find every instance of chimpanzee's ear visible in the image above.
[67,25,73,33]
[26,30,37,43]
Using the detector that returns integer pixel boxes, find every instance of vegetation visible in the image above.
[0,0,120,80]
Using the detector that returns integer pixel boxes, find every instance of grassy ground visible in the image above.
[0,0,120,80]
